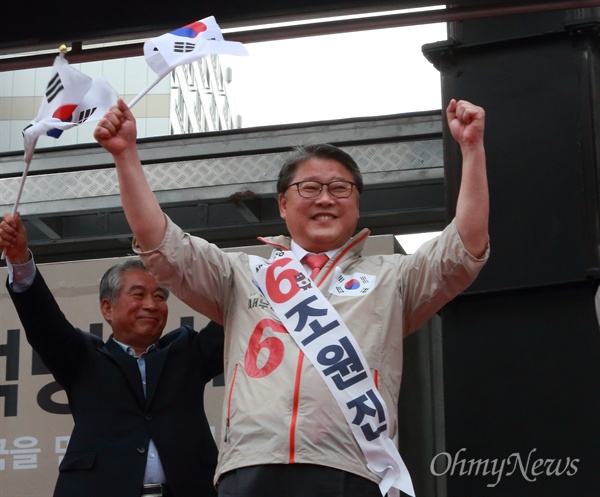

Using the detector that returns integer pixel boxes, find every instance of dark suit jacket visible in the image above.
[8,269,224,497]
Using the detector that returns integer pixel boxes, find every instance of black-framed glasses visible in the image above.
[287,180,357,199]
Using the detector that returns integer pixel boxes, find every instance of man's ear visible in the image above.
[278,193,287,220]
[100,299,112,323]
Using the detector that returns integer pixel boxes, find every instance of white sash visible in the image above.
[249,249,415,497]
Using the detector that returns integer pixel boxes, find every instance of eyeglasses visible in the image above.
[286,180,357,199]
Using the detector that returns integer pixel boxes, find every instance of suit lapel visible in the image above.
[101,337,146,407]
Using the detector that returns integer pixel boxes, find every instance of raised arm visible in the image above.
[93,98,167,251]
[446,99,489,259]
[0,212,31,264]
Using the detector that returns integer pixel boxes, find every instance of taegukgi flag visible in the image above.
[23,55,118,163]
[2,54,117,260]
[143,15,249,80]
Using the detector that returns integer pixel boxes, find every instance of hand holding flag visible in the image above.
[128,16,248,108]
[5,15,246,258]
[2,51,118,260]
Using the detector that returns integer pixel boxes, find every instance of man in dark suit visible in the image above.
[0,212,224,497]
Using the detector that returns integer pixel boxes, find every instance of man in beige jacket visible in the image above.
[95,97,489,497]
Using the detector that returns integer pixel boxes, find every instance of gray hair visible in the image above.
[276,144,364,195]
[99,259,169,302]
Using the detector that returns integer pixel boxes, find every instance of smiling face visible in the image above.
[278,157,360,253]
[100,268,168,355]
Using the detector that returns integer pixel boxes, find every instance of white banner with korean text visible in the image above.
[249,250,414,497]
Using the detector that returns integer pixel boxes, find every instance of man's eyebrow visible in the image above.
[129,285,167,293]
[127,284,166,294]
[295,176,350,182]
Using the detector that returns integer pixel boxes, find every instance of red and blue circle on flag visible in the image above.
[344,279,361,290]
[47,104,77,138]
[171,21,207,39]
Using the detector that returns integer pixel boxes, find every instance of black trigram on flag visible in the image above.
[76,107,97,124]
[174,41,195,53]
[46,73,64,103]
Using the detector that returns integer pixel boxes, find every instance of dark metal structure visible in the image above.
[2,1,600,70]
[0,112,445,263]
[425,6,600,496]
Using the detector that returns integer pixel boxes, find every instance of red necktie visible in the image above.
[304,254,329,279]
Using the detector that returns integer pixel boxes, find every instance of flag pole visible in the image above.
[1,157,33,251]
[1,150,33,262]
[128,75,164,109]
[1,45,67,261]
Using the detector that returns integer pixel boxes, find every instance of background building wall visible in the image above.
[0,55,238,155]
